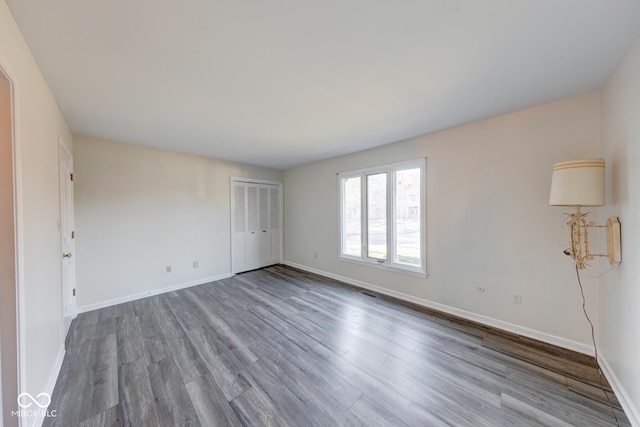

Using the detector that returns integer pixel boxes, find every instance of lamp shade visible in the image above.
[549,159,605,207]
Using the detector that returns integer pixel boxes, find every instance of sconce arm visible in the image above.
[563,207,621,270]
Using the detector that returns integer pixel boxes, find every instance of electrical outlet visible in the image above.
[193,261,199,269]
[166,265,172,273]
[512,293,522,305]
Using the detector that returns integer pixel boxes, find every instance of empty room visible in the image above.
[1,0,639,426]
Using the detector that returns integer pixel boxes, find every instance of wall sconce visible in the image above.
[549,159,621,269]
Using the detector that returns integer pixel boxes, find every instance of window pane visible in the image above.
[367,173,387,260]
[343,177,361,257]
[395,168,421,266]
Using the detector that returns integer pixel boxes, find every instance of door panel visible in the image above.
[234,185,246,233]
[232,185,247,272]
[258,186,269,262]
[245,186,260,264]
[269,187,281,262]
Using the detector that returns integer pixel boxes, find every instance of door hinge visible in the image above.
[70,173,74,181]
[71,231,75,239]
[73,289,76,297]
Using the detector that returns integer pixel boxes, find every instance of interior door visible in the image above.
[59,142,76,337]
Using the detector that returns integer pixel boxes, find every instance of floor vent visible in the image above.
[359,290,379,299]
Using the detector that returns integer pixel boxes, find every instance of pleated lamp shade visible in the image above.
[549,159,605,207]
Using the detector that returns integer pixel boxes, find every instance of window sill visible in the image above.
[338,256,428,278]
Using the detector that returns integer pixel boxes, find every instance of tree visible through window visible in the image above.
[367,173,387,260]
[342,176,361,257]
[395,168,421,266]
[339,159,426,275]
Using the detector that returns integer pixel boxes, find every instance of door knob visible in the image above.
[63,253,72,258]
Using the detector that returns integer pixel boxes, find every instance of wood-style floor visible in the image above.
[45,265,629,426]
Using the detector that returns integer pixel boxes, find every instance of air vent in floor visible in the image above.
[359,290,379,299]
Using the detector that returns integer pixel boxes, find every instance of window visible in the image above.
[339,159,426,276]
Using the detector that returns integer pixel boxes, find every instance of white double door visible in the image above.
[231,179,282,273]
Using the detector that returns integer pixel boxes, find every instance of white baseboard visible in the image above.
[283,260,594,356]
[23,346,65,427]
[77,273,233,314]
[599,353,640,427]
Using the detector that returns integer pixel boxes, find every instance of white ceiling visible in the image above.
[7,0,640,169]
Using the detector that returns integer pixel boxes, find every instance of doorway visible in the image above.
[0,65,19,426]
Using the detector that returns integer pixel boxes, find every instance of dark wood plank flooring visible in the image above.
[45,265,629,426]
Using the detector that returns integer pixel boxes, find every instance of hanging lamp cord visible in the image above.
[574,265,619,427]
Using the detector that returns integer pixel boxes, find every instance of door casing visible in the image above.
[0,58,21,427]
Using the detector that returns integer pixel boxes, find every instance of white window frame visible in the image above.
[338,158,427,277]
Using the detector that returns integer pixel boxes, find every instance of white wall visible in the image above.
[0,0,73,424]
[284,93,601,351]
[73,136,282,309]
[599,35,640,425]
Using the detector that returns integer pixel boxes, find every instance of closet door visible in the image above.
[231,179,283,274]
